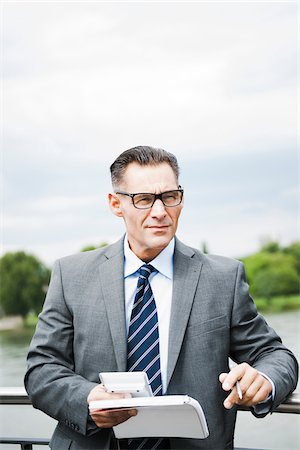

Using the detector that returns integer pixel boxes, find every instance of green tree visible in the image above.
[252,265,299,298]
[0,252,51,317]
[261,241,281,253]
[241,242,300,299]
[283,241,300,274]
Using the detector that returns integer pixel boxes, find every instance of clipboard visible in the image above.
[89,395,209,439]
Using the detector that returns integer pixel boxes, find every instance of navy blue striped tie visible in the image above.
[125,264,166,450]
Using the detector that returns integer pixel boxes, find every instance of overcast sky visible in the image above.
[1,1,298,265]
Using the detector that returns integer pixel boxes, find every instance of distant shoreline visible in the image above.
[1,297,300,332]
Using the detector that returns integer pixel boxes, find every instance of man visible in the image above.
[25,146,298,450]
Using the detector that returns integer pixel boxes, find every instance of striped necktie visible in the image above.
[127,264,162,395]
[125,264,167,449]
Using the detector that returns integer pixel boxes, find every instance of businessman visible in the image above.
[25,146,298,449]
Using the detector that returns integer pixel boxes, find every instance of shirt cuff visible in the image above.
[252,371,275,415]
[258,371,275,401]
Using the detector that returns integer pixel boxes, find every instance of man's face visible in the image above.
[109,162,183,262]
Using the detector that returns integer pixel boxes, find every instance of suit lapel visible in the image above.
[166,239,203,388]
[98,238,128,372]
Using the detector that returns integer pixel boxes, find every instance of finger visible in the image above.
[88,385,131,403]
[91,407,137,420]
[91,408,137,428]
[241,375,263,404]
[219,371,241,408]
[219,373,227,384]
[238,366,259,395]
[105,391,131,400]
[223,387,241,409]
[221,363,248,391]
[242,379,272,406]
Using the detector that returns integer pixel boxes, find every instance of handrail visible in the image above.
[0,387,31,405]
[0,437,49,449]
[238,392,300,414]
[0,387,299,414]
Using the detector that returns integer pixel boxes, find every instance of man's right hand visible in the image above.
[87,384,137,428]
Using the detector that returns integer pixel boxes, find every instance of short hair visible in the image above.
[110,145,180,189]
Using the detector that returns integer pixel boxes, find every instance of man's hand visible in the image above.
[219,362,272,409]
[87,384,137,428]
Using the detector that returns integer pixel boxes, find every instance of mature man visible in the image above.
[25,146,298,450]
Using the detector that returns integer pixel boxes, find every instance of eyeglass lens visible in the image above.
[133,191,182,208]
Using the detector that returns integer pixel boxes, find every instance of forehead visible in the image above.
[121,162,178,192]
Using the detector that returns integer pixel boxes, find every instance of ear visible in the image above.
[108,193,123,217]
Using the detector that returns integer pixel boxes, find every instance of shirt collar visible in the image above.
[124,236,174,280]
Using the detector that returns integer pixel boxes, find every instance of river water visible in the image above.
[0,311,299,449]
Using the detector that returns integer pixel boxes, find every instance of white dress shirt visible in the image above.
[124,237,174,394]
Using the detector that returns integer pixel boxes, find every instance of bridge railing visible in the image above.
[0,388,299,449]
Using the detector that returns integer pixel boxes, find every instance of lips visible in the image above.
[148,225,170,229]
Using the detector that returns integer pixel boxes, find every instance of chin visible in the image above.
[149,235,172,249]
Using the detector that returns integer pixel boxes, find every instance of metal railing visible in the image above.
[0,388,299,449]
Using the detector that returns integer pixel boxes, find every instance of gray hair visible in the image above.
[110,145,180,189]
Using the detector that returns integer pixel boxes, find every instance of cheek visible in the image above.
[127,212,148,230]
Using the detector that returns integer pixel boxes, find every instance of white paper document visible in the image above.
[89,395,209,439]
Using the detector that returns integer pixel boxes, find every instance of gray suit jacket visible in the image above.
[25,237,298,449]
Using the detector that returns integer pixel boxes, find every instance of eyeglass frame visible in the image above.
[115,186,184,209]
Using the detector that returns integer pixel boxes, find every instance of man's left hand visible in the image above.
[219,362,272,409]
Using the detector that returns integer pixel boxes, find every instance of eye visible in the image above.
[164,191,179,200]
[134,194,154,206]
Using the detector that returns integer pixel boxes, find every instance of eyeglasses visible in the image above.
[115,188,184,209]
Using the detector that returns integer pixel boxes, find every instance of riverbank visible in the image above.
[1,295,299,332]
[254,295,300,312]
[0,316,23,331]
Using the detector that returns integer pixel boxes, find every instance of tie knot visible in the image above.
[139,264,156,280]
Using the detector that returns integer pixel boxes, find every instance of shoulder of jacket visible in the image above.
[55,238,124,269]
[204,253,241,268]
[175,238,242,270]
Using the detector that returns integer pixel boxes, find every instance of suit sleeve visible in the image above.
[24,260,98,435]
[229,262,298,414]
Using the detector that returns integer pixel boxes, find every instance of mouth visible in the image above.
[147,225,170,230]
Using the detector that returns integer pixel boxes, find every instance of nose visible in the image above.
[150,198,167,218]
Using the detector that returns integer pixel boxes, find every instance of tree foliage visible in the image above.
[0,252,51,317]
[283,241,300,274]
[0,241,298,318]
[241,241,300,299]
